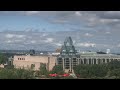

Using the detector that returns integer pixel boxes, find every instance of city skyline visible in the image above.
[0,11,120,53]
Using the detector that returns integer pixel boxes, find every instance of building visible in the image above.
[13,54,57,71]
[57,36,120,73]
[12,36,120,73]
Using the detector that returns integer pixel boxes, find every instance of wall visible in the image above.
[13,55,57,71]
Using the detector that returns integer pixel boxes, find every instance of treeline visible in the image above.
[0,68,35,79]
[73,60,120,79]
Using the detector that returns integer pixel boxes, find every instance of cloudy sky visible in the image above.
[0,11,120,53]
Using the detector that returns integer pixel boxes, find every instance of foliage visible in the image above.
[39,63,48,75]
[0,53,8,64]
[0,68,35,79]
[74,64,108,78]
[4,65,14,69]
[51,65,64,74]
[109,69,120,79]
[108,60,120,70]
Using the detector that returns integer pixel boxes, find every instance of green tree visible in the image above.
[74,65,90,78]
[108,60,120,70]
[0,68,35,79]
[109,69,120,79]
[51,65,64,74]
[88,64,108,78]
[39,63,48,75]
[74,64,108,78]
[0,53,8,64]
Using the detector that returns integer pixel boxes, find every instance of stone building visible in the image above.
[13,54,57,71]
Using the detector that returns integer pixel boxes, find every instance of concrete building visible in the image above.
[13,54,57,71]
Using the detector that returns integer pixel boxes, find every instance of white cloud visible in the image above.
[84,33,93,37]
[6,34,14,38]
[17,35,25,38]
[5,34,25,38]
[100,19,119,24]
[75,11,82,16]
[117,44,120,47]
[24,11,40,15]
[105,11,120,16]
[31,40,36,44]
[5,40,12,43]
[42,33,48,37]
[106,32,111,34]
[14,40,23,42]
[53,43,62,47]
[44,38,54,43]
[76,42,96,47]
[52,19,68,24]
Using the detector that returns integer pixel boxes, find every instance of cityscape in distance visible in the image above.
[0,11,120,79]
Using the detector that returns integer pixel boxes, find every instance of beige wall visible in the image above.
[13,55,57,71]
[0,64,4,68]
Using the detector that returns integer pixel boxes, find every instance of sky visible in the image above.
[0,11,120,53]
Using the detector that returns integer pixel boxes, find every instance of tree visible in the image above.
[51,65,64,74]
[108,60,120,70]
[109,69,120,79]
[73,65,90,78]
[88,64,108,78]
[0,68,35,79]
[0,53,8,64]
[39,63,48,75]
[73,64,108,78]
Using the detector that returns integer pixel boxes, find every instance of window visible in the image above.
[18,58,19,60]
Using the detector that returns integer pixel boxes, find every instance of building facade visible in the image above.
[12,37,120,73]
[57,37,120,73]
[13,54,57,71]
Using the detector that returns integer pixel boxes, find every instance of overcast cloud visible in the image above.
[0,11,120,53]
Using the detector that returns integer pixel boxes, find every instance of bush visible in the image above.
[51,65,64,74]
[39,63,48,76]
[0,68,35,79]
[108,60,120,70]
[109,69,120,79]
[74,64,108,78]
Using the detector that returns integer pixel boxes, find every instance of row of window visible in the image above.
[18,58,25,60]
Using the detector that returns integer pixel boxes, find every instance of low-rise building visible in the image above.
[13,54,57,71]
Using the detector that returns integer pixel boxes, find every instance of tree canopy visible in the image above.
[0,53,8,64]
[51,65,64,74]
